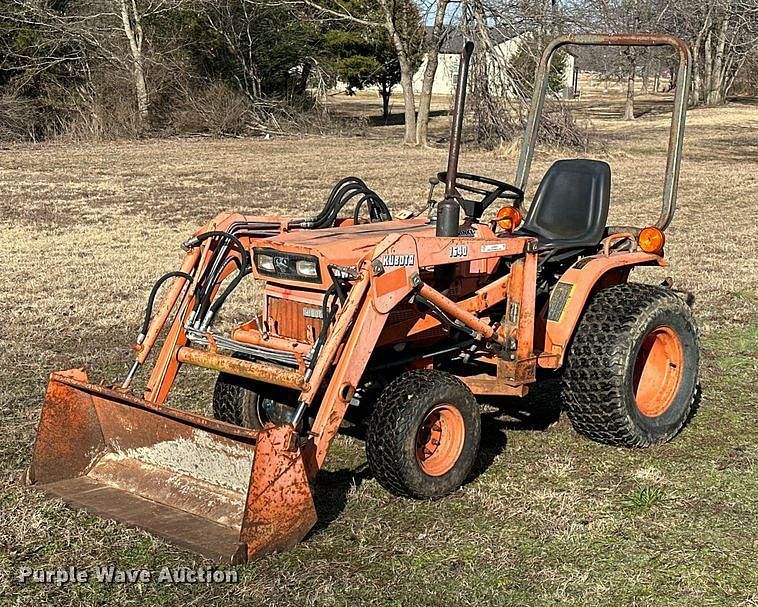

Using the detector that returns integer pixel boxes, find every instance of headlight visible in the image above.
[257,253,275,272]
[295,259,318,277]
[253,248,321,283]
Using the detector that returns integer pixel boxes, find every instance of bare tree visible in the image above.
[414,0,457,146]
[730,45,758,95]
[460,0,587,148]
[583,0,663,120]
[462,0,524,146]
[200,0,265,100]
[378,0,423,143]
[120,0,149,127]
[622,47,637,120]
[4,0,184,133]
[675,0,758,105]
[577,0,757,107]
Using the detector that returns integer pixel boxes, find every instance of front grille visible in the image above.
[383,302,447,341]
[388,302,420,324]
[267,296,323,343]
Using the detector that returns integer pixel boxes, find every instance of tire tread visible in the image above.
[366,369,480,499]
[561,282,699,447]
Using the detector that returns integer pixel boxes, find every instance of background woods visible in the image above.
[1,0,756,143]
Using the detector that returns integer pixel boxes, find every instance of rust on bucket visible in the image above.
[28,369,316,563]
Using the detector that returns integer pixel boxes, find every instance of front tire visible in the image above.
[561,282,699,447]
[366,369,481,499]
[212,373,297,429]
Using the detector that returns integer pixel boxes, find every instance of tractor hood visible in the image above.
[249,218,435,287]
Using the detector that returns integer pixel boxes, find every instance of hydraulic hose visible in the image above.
[353,191,391,224]
[193,250,243,325]
[184,230,249,266]
[138,270,194,343]
[200,265,252,330]
[289,176,391,229]
[307,285,339,367]
[287,178,358,228]
[186,230,250,327]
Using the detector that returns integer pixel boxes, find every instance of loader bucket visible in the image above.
[28,369,317,563]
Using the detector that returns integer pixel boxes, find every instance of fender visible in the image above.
[538,251,665,367]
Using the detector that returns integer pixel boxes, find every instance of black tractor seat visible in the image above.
[516,159,611,252]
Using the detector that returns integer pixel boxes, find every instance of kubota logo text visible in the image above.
[381,254,415,267]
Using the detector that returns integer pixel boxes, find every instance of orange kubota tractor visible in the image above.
[29,34,699,562]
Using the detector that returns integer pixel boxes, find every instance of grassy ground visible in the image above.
[0,94,756,606]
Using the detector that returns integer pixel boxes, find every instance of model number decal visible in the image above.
[450,245,468,258]
[302,307,323,319]
[381,254,415,267]
[481,243,506,253]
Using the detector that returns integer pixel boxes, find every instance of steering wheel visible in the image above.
[437,171,524,220]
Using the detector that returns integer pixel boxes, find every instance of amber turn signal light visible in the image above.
[638,226,665,254]
[496,206,522,232]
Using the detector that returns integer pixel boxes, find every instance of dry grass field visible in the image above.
[0,93,756,606]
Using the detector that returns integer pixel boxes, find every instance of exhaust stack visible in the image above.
[437,40,474,238]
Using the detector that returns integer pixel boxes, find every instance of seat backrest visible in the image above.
[522,159,611,248]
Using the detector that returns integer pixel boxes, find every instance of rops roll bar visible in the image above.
[514,33,693,230]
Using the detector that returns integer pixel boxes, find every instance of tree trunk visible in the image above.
[623,59,635,120]
[121,0,149,132]
[641,62,649,94]
[703,28,714,103]
[415,0,449,147]
[397,57,417,144]
[690,10,712,105]
[723,54,741,100]
[690,58,701,103]
[133,60,149,128]
[414,65,436,146]
[380,82,391,122]
[380,1,416,144]
[706,15,730,105]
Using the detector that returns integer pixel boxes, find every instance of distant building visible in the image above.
[412,29,578,99]
[332,29,579,99]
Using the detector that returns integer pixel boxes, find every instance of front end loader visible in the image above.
[29,34,699,562]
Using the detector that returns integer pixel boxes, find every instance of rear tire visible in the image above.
[366,369,481,499]
[561,282,699,447]
[212,373,297,429]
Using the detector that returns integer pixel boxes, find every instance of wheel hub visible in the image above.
[258,397,295,426]
[633,326,684,417]
[415,404,465,477]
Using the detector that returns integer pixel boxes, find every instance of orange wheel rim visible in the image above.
[633,326,684,417]
[415,404,465,477]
